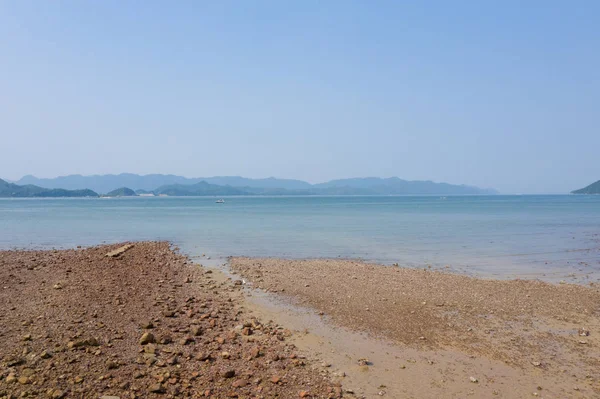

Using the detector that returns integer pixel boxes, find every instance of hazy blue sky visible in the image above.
[1,1,598,193]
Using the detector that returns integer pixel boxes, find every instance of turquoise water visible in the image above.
[1,195,599,282]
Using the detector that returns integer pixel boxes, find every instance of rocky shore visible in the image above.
[0,243,344,399]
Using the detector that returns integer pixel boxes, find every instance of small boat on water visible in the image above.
[215,199,225,204]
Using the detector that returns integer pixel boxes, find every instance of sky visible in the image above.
[1,1,598,194]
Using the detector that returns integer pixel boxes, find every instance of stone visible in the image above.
[222,370,236,379]
[106,360,119,369]
[142,321,154,329]
[40,350,53,359]
[18,376,30,384]
[100,396,121,399]
[191,326,203,336]
[139,332,155,345]
[149,383,165,393]
[21,368,35,378]
[51,390,65,399]
[470,376,478,383]
[271,375,281,384]
[232,379,248,388]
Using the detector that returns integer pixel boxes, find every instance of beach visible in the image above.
[1,243,599,398]
[229,258,600,398]
[0,243,345,399]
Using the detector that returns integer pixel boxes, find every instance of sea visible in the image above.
[1,195,599,283]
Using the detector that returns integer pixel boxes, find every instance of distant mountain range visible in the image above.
[572,180,600,194]
[14,174,497,196]
[0,178,98,198]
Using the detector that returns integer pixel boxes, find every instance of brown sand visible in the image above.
[230,257,600,398]
[0,243,345,399]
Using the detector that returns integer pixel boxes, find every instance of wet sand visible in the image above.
[230,257,600,398]
[0,243,345,399]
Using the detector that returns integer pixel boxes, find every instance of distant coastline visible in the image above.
[4,173,497,197]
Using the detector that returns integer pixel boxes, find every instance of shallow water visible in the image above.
[1,195,599,281]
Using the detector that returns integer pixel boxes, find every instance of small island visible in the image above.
[572,180,600,194]
[104,187,138,197]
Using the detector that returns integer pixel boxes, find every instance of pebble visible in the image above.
[139,332,155,345]
[271,375,282,384]
[470,377,478,383]
[149,383,165,393]
[222,369,236,378]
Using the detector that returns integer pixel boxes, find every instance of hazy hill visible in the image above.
[17,174,312,193]
[17,174,497,195]
[314,177,497,195]
[0,179,98,198]
[105,187,137,197]
[154,182,248,196]
[571,180,600,194]
[200,176,311,190]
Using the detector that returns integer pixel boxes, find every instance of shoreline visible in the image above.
[230,256,600,398]
[2,242,600,398]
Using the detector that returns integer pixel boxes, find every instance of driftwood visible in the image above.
[105,244,134,258]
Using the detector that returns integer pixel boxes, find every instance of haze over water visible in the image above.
[1,195,599,283]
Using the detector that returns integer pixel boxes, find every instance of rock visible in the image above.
[149,383,165,393]
[242,327,252,336]
[532,361,541,367]
[232,379,248,388]
[178,336,193,345]
[21,368,35,377]
[271,375,281,384]
[53,283,63,290]
[234,280,243,286]
[7,357,25,367]
[5,374,17,384]
[139,332,155,345]
[106,360,119,369]
[51,390,65,399]
[22,334,32,341]
[222,370,236,379]
[191,326,203,336]
[470,376,478,383]
[299,391,311,397]
[162,310,175,318]
[100,396,121,399]
[357,358,370,366]
[40,350,53,359]
[578,328,590,336]
[142,321,154,329]
[18,376,30,384]
[221,351,231,359]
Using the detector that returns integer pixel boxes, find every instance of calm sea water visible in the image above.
[1,195,599,282]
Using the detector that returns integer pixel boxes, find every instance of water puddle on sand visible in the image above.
[198,260,586,399]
